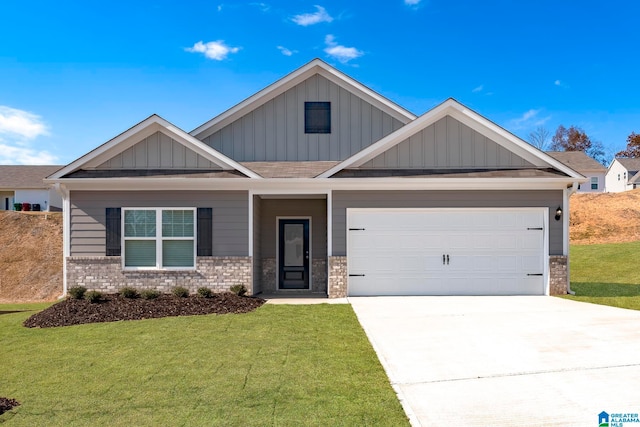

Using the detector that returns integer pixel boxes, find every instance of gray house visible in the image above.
[46,59,584,298]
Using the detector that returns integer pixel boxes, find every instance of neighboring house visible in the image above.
[605,158,640,192]
[546,151,606,193]
[45,59,585,298]
[0,165,64,211]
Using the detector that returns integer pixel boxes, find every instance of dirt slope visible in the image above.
[570,190,640,244]
[0,211,62,303]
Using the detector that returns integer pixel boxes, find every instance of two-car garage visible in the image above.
[347,208,548,296]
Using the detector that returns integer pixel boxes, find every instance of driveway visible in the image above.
[350,296,640,426]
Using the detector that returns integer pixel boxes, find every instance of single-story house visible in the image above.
[546,151,606,193]
[605,158,640,192]
[0,165,64,211]
[45,59,585,298]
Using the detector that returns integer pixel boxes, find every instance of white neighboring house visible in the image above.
[546,151,606,193]
[0,165,64,211]
[605,158,640,193]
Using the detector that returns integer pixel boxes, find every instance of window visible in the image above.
[624,172,627,180]
[618,174,621,181]
[304,102,331,133]
[123,208,195,269]
[591,177,598,190]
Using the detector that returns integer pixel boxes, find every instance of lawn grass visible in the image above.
[0,304,408,426]
[563,241,640,310]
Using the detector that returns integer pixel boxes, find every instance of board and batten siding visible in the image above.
[69,191,248,257]
[360,116,535,169]
[331,190,563,256]
[202,74,405,161]
[97,131,221,170]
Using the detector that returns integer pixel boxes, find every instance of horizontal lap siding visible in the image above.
[331,190,563,256]
[70,191,248,257]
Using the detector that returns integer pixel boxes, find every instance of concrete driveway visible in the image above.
[349,296,640,426]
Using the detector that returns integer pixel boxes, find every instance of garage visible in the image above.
[347,208,547,296]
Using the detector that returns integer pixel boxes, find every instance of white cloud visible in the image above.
[0,106,49,140]
[250,2,270,12]
[0,106,56,165]
[217,4,223,12]
[554,79,561,86]
[472,85,483,93]
[185,40,240,60]
[405,0,421,4]
[324,34,363,63]
[292,5,333,26]
[277,46,297,56]
[509,108,551,130]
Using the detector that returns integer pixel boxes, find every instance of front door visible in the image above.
[278,219,310,289]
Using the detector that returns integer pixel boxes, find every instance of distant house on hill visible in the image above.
[0,165,64,211]
[605,158,640,193]
[546,151,606,193]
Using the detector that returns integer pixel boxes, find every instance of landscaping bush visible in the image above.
[229,284,247,296]
[119,287,139,299]
[85,291,103,303]
[172,286,190,298]
[68,286,87,300]
[140,289,161,300]
[197,287,213,298]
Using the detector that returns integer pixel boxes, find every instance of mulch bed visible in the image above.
[0,397,20,415]
[23,293,265,328]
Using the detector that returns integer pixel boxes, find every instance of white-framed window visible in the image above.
[123,208,195,269]
[591,177,598,190]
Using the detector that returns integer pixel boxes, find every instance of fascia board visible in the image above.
[190,59,416,140]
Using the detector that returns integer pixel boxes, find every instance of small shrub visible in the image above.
[229,284,247,296]
[197,287,213,298]
[68,286,87,300]
[172,286,190,298]
[85,290,103,303]
[141,289,161,300]
[119,286,139,299]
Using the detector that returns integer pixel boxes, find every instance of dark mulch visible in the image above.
[0,397,20,415]
[23,293,265,328]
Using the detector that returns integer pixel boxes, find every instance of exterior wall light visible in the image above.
[555,207,562,221]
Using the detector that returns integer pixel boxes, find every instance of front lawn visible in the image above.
[563,241,640,310]
[0,303,408,426]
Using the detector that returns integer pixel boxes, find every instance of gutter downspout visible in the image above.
[53,183,70,299]
[565,183,578,295]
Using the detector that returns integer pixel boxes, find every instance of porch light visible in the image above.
[555,207,562,221]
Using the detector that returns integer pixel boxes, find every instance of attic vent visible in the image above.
[305,102,331,134]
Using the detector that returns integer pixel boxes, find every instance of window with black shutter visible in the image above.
[197,208,213,256]
[304,102,331,134]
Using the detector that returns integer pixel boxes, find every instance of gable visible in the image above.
[201,74,405,162]
[96,131,221,170]
[359,116,534,169]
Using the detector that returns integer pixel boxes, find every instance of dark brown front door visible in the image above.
[278,219,310,289]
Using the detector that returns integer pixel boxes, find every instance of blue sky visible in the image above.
[1,0,639,165]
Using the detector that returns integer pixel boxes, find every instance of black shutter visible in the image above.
[197,208,213,256]
[105,208,121,256]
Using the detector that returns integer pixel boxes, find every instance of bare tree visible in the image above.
[528,126,550,150]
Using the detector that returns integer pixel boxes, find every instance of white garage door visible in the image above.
[347,208,547,296]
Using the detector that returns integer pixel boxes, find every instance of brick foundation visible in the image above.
[66,256,253,294]
[260,257,327,294]
[328,256,347,298]
[261,258,277,293]
[549,255,568,295]
[312,258,327,293]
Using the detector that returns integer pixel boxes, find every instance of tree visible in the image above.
[616,132,640,158]
[528,126,550,150]
[549,124,606,165]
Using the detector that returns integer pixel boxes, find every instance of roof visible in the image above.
[0,165,63,189]
[241,161,339,178]
[332,168,568,179]
[546,151,606,172]
[615,157,640,173]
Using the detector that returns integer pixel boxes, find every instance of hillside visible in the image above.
[0,192,639,303]
[0,211,63,303]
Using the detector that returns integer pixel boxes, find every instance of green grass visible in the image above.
[0,304,408,426]
[563,241,640,310]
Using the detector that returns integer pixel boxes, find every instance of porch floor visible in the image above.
[260,293,348,304]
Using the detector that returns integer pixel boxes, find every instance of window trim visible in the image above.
[122,207,197,271]
[591,177,599,190]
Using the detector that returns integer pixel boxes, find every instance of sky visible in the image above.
[1,0,639,165]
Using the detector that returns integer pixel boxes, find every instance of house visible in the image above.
[605,158,640,192]
[0,165,64,211]
[45,59,585,298]
[546,151,606,193]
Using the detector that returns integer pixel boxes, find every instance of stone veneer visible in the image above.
[328,256,347,298]
[66,256,253,294]
[549,255,568,295]
[260,257,327,294]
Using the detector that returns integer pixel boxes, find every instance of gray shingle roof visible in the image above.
[546,151,606,173]
[615,158,640,173]
[0,165,63,189]
[240,161,340,178]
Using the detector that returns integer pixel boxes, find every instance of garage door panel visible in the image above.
[347,209,547,296]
